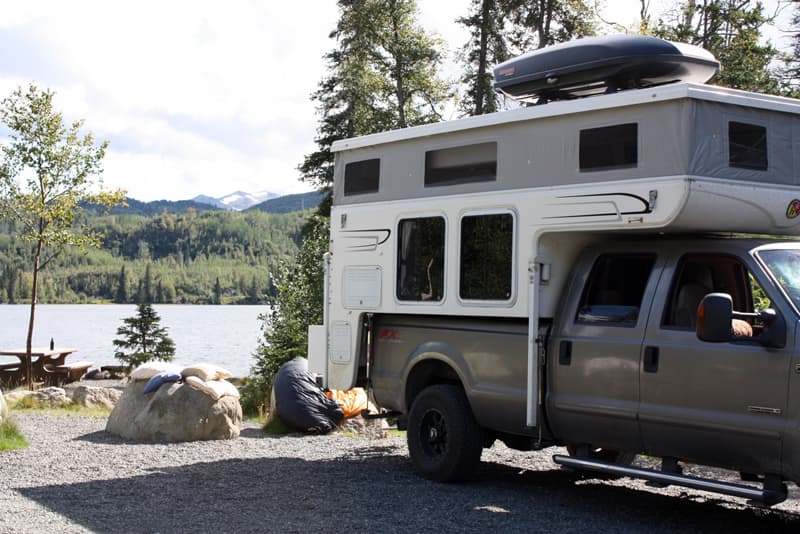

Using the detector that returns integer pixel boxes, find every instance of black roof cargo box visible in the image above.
[493,35,719,103]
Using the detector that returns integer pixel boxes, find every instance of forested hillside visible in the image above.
[0,209,308,304]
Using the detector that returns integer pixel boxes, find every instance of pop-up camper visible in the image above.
[307,35,800,505]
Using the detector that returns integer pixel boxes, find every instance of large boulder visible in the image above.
[4,387,70,407]
[71,385,123,410]
[106,379,241,442]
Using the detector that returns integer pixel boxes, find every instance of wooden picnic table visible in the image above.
[0,347,92,388]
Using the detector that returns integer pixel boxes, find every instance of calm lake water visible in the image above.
[0,304,270,377]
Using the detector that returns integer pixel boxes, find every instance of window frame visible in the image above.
[394,213,448,305]
[456,208,517,306]
[343,157,381,196]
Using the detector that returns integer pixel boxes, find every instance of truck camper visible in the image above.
[307,35,800,505]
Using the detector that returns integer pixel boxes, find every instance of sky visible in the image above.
[0,0,793,202]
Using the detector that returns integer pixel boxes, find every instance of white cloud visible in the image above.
[0,0,791,201]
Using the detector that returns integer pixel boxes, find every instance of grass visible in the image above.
[0,417,28,451]
[8,396,111,417]
[262,415,296,435]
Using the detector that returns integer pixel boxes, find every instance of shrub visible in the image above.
[0,417,28,452]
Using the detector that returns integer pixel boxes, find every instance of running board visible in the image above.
[553,454,787,506]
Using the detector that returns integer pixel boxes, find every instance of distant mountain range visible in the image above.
[192,190,279,211]
[103,190,324,217]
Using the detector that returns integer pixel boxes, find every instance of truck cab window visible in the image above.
[665,255,757,332]
[397,216,445,302]
[576,254,655,325]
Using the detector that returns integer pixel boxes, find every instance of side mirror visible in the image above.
[696,293,733,343]
[755,309,787,349]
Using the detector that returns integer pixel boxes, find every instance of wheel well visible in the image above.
[405,359,462,411]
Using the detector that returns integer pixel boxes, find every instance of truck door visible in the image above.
[548,252,662,454]
[640,253,791,474]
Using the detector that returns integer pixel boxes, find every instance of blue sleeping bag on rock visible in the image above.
[273,358,343,433]
[143,371,182,394]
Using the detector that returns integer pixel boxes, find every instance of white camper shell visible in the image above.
[314,81,800,405]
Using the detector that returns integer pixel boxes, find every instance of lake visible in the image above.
[0,304,270,378]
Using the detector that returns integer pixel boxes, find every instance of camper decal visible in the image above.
[341,228,391,252]
[542,192,651,221]
[786,199,800,219]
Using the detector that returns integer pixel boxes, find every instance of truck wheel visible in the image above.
[407,384,483,482]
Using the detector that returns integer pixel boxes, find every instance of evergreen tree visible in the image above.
[112,302,176,369]
[778,1,800,97]
[143,263,153,303]
[653,0,781,93]
[213,276,222,305]
[115,265,128,304]
[502,0,595,53]
[257,0,448,384]
[457,0,509,116]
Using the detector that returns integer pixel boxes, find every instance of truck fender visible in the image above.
[401,341,475,412]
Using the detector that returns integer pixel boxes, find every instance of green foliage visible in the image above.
[652,0,781,93]
[253,215,329,382]
[298,0,449,200]
[113,302,176,369]
[235,375,270,418]
[0,417,27,452]
[777,2,800,97]
[0,209,307,304]
[0,83,125,386]
[262,414,296,435]
[457,0,509,116]
[502,0,595,52]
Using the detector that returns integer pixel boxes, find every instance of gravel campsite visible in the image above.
[1,409,800,533]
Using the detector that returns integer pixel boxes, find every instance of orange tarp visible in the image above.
[326,387,368,419]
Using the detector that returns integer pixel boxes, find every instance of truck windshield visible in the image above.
[758,248,800,310]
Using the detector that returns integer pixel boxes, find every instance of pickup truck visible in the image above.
[368,236,798,504]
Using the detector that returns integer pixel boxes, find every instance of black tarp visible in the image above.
[273,358,343,433]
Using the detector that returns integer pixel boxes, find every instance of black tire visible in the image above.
[407,384,483,482]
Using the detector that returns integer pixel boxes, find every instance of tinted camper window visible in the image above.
[425,142,497,186]
[344,158,380,195]
[579,123,638,171]
[397,217,445,302]
[460,213,513,300]
[729,121,767,170]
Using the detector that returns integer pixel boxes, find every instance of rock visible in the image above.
[71,385,122,410]
[4,387,70,407]
[84,369,111,380]
[339,415,388,439]
[106,379,242,442]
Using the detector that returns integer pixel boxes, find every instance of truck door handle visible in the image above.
[644,346,659,373]
[559,340,572,365]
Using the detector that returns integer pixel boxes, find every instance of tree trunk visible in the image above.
[475,0,492,115]
[26,237,43,390]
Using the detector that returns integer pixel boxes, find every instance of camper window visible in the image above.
[344,158,381,195]
[579,123,638,172]
[425,142,497,187]
[459,213,513,300]
[576,254,654,325]
[728,121,767,171]
[396,216,445,302]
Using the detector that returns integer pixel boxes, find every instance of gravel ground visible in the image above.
[1,412,800,534]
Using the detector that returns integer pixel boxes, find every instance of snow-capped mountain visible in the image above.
[192,190,279,211]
